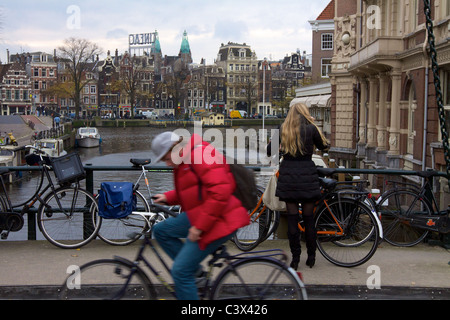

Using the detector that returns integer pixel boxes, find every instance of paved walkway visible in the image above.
[0,239,448,299]
[0,115,54,147]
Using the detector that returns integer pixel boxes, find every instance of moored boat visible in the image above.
[29,139,67,158]
[76,127,101,148]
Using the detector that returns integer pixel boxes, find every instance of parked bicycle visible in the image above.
[30,131,45,144]
[234,168,383,267]
[96,158,179,246]
[0,146,100,249]
[59,205,307,300]
[377,170,450,247]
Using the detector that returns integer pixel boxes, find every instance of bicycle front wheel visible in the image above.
[378,190,430,247]
[97,190,150,246]
[59,259,156,300]
[211,258,306,300]
[315,198,380,267]
[38,187,100,249]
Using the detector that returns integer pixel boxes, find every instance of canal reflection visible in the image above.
[6,125,275,241]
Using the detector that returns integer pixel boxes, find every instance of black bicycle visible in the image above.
[377,170,450,247]
[59,204,307,300]
[0,146,100,249]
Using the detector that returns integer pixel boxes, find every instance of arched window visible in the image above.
[407,86,417,156]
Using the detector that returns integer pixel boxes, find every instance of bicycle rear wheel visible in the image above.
[315,198,380,267]
[233,189,271,251]
[97,190,149,245]
[378,190,430,247]
[38,186,100,249]
[59,258,156,300]
[211,258,306,300]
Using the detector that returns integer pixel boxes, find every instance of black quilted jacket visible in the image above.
[274,120,328,202]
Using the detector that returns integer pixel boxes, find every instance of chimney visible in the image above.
[7,49,10,64]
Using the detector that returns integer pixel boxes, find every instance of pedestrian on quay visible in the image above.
[150,131,249,300]
[269,103,329,270]
[54,115,60,128]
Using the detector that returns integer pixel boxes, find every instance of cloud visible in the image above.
[213,20,248,42]
[106,28,129,39]
[0,0,333,64]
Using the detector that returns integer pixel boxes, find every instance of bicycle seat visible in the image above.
[416,170,438,179]
[130,159,152,167]
[319,177,337,190]
[317,168,336,177]
[0,168,9,176]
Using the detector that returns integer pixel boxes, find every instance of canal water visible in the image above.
[5,125,277,241]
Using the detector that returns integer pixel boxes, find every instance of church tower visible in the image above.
[151,30,163,74]
[179,30,193,64]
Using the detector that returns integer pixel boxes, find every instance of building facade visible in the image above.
[0,61,32,115]
[309,0,335,82]
[327,0,449,206]
[216,42,258,115]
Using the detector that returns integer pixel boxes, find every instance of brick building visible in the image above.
[309,0,335,82]
[0,61,32,115]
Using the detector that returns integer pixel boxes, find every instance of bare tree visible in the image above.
[114,54,153,117]
[57,38,102,119]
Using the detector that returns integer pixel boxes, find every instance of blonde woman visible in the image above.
[276,103,329,269]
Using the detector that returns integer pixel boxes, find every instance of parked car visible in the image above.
[134,114,146,119]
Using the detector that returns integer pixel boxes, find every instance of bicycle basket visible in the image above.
[50,153,85,184]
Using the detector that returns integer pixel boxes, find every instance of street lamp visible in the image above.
[262,57,267,132]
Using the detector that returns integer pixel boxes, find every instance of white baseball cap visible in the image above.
[151,132,180,162]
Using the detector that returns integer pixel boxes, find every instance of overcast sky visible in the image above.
[0,0,331,64]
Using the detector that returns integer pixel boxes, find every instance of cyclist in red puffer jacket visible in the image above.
[151,132,249,300]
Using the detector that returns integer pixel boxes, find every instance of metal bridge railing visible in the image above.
[2,165,448,241]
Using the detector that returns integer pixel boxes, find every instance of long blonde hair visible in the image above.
[280,103,328,156]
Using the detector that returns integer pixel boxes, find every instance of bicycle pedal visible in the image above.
[1,232,8,240]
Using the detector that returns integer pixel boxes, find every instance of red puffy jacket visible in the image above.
[164,134,249,250]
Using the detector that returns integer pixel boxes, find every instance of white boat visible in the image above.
[30,139,67,158]
[76,127,101,148]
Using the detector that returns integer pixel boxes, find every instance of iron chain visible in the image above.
[423,0,450,189]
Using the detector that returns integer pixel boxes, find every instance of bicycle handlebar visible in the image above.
[25,145,47,155]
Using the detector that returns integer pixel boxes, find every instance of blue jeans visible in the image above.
[153,212,233,300]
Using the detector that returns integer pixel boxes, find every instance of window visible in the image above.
[90,86,96,94]
[229,64,233,71]
[34,69,39,77]
[321,33,333,50]
[321,59,332,78]
[443,70,450,143]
